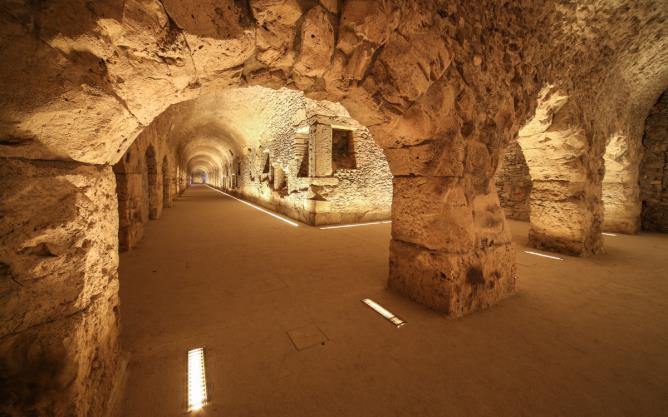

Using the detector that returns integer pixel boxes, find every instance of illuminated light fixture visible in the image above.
[524,250,563,261]
[205,185,299,227]
[295,125,310,134]
[320,220,391,230]
[187,348,208,412]
[602,232,617,237]
[362,298,406,328]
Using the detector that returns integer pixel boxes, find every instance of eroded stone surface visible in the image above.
[602,134,642,233]
[0,159,120,417]
[495,141,532,221]
[1,2,668,415]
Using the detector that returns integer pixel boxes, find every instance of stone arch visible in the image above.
[3,3,668,416]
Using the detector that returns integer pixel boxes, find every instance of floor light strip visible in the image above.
[602,232,617,236]
[362,298,406,328]
[187,348,208,412]
[524,250,563,261]
[320,220,392,230]
[206,185,299,227]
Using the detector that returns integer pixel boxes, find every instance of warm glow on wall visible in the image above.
[187,348,208,412]
[206,185,299,227]
[362,298,406,328]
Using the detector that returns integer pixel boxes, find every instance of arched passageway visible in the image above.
[640,90,668,232]
[1,2,668,416]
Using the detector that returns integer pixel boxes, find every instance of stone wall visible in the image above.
[640,91,668,232]
[495,141,532,221]
[113,123,180,251]
[230,101,393,226]
[0,159,121,417]
[2,2,668,415]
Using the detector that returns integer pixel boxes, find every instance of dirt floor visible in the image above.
[118,185,668,417]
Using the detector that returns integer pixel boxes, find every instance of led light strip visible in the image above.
[206,185,299,227]
[187,348,207,412]
[320,220,391,230]
[602,232,617,236]
[524,250,563,261]
[362,298,406,328]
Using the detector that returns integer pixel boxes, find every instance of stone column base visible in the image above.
[387,240,517,317]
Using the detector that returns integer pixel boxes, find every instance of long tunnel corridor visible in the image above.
[2,1,668,416]
[116,185,668,417]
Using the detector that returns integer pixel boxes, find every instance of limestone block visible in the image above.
[161,0,251,39]
[388,240,516,317]
[309,123,333,177]
[370,32,450,105]
[337,0,399,52]
[0,159,121,417]
[0,285,120,417]
[392,177,475,252]
[0,159,118,336]
[294,6,335,78]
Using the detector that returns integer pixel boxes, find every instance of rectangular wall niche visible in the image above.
[332,128,356,171]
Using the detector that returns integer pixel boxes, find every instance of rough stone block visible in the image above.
[392,177,474,252]
[388,240,516,317]
[0,158,121,417]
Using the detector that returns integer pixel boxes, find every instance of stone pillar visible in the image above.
[521,127,603,255]
[308,122,333,177]
[518,90,603,256]
[0,158,121,417]
[383,111,517,317]
[602,134,641,233]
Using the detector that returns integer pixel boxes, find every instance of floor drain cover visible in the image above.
[287,325,328,351]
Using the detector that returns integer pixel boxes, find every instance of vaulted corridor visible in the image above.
[3,2,668,416]
[118,185,668,417]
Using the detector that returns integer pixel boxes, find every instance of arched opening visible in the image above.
[154,86,394,226]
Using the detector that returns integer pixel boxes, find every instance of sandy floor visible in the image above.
[118,185,668,417]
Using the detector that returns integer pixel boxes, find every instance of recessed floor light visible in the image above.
[362,298,406,328]
[187,348,208,412]
[206,185,299,227]
[524,250,563,261]
[320,221,391,229]
[602,232,617,236]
